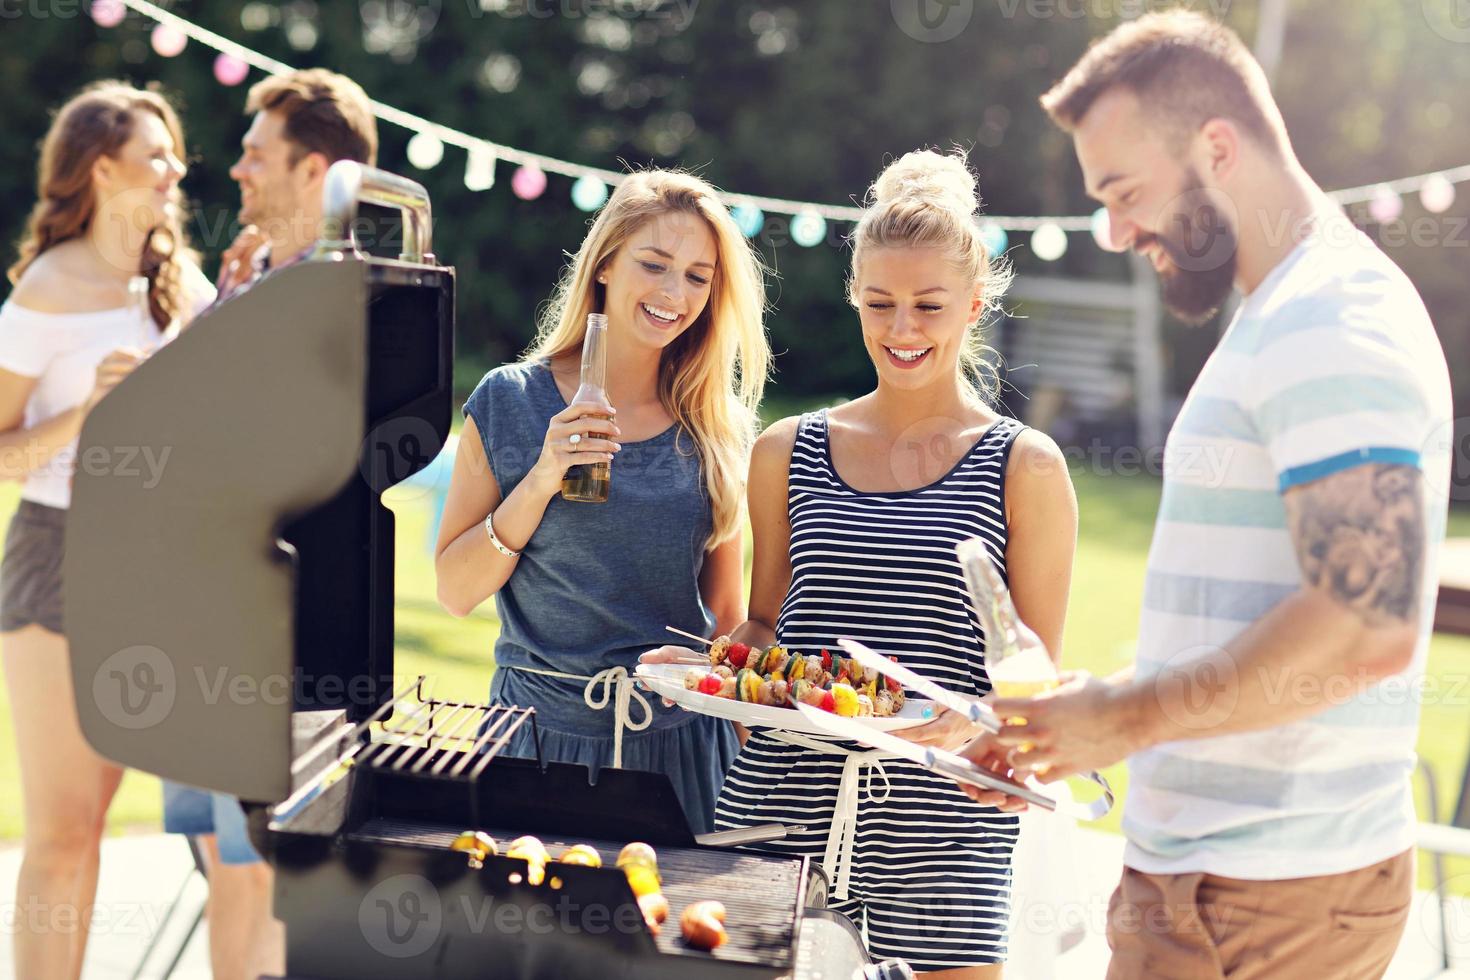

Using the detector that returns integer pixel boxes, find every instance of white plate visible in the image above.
[635,662,930,736]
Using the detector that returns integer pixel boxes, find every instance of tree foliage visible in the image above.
[0,0,1465,419]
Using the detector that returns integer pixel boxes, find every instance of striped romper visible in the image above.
[713,408,1025,968]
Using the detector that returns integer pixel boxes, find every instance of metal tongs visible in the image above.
[837,638,1002,734]
[823,637,1114,820]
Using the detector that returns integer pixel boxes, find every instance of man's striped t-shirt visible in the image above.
[1123,211,1454,880]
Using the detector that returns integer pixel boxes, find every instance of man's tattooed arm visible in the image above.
[1283,464,1425,628]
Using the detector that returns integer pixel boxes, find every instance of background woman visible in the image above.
[649,149,1078,976]
[435,170,771,834]
[1,81,212,980]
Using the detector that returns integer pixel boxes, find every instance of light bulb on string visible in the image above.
[407,132,444,170]
[151,24,188,57]
[791,210,827,247]
[1421,174,1456,214]
[1090,207,1118,251]
[1368,185,1403,224]
[213,54,250,87]
[1031,222,1068,261]
[512,165,547,201]
[977,221,1008,258]
[571,175,609,212]
[465,145,497,191]
[91,0,126,28]
[732,204,764,239]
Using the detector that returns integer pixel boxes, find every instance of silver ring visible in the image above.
[569,433,581,446]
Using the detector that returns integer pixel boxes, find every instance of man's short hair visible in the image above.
[245,68,378,167]
[1040,10,1284,154]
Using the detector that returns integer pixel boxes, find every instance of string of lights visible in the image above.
[99,0,1466,260]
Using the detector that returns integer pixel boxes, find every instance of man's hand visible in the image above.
[218,224,267,295]
[953,733,1031,812]
[898,703,986,753]
[990,670,1147,781]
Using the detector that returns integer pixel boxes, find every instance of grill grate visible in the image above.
[275,678,541,829]
[351,817,802,969]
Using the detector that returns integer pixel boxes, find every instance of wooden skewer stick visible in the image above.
[665,626,713,647]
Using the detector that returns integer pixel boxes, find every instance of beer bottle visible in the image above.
[561,313,612,503]
[956,537,1057,700]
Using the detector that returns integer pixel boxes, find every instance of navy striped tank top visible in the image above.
[777,408,1026,694]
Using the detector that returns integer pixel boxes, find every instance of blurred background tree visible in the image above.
[0,0,1466,426]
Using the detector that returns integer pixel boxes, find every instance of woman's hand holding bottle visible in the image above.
[526,399,622,500]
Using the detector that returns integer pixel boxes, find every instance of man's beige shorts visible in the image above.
[1105,849,1413,979]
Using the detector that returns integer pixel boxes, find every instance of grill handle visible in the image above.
[694,823,787,848]
[313,161,434,263]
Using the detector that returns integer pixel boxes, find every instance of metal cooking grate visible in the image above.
[275,677,541,829]
[351,817,802,968]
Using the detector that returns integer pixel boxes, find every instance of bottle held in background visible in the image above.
[561,312,612,503]
[957,537,1058,702]
[128,275,151,338]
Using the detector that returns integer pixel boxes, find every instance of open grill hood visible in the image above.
[64,170,454,803]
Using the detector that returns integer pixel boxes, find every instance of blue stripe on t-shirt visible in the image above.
[1277,447,1422,492]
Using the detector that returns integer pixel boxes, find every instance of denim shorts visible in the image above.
[0,500,65,635]
[161,781,263,865]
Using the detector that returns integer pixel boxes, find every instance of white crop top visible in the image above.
[0,281,214,509]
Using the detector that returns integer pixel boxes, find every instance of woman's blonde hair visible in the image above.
[9,81,198,329]
[526,170,771,548]
[848,149,1011,403]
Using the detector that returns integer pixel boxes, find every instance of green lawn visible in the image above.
[3,463,1470,895]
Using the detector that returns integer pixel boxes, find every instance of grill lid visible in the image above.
[64,166,453,803]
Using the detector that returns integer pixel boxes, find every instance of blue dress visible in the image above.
[462,358,738,834]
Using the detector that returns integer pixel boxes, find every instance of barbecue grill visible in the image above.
[61,164,880,979]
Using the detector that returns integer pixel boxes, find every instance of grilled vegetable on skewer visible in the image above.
[558,844,602,867]
[451,831,498,868]
[617,842,669,933]
[507,835,549,885]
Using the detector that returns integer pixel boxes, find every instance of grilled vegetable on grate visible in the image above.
[681,900,728,950]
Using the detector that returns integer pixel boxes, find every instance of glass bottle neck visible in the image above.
[961,545,1021,659]
[579,320,607,392]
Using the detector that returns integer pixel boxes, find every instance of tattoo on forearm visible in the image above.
[1286,464,1424,626]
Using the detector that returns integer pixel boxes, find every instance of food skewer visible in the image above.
[662,626,716,664]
